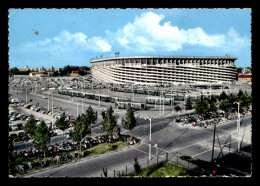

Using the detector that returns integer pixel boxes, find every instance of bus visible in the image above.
[165,94,184,101]
[84,92,95,99]
[94,94,111,102]
[136,89,146,94]
[117,101,146,110]
[111,97,131,103]
[146,96,172,105]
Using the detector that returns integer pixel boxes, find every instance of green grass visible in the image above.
[83,141,129,157]
[129,161,195,177]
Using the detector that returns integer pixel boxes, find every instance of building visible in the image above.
[70,70,80,77]
[91,56,237,85]
[238,74,252,82]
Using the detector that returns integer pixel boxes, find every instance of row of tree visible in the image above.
[58,65,90,76]
[17,105,137,164]
[9,65,91,76]
[193,90,252,117]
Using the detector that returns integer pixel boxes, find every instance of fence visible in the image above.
[99,151,211,177]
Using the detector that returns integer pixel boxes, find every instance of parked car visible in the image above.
[9,124,19,131]
[11,103,18,107]
[9,116,17,121]
[21,115,28,121]
[9,133,19,142]
[26,117,31,121]
[23,104,32,109]
[45,121,52,128]
[42,96,47,99]
[18,132,29,141]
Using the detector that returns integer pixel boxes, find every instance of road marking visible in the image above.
[129,145,149,155]
[165,134,225,154]
[191,149,212,158]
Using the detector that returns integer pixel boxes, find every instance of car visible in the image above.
[26,117,31,121]
[9,124,19,131]
[11,103,18,107]
[35,107,42,112]
[66,133,71,139]
[10,116,17,121]
[65,116,70,121]
[45,121,52,128]
[30,105,36,111]
[23,104,32,109]
[42,96,47,99]
[9,134,19,142]
[21,115,28,121]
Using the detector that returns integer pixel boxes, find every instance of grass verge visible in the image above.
[128,161,197,177]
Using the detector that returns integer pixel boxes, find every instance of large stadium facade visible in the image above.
[91,56,237,85]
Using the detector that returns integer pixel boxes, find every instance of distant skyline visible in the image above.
[8,8,251,69]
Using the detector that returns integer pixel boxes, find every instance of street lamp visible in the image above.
[138,115,162,161]
[154,144,158,157]
[51,91,54,130]
[77,103,79,117]
[25,87,27,103]
[235,101,240,152]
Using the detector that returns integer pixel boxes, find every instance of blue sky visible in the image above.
[8,8,251,69]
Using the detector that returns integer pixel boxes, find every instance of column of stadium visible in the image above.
[91,56,237,85]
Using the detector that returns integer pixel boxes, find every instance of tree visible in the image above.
[219,99,232,116]
[101,106,118,134]
[71,106,97,154]
[55,113,70,145]
[238,92,252,111]
[174,105,181,119]
[219,91,228,101]
[194,99,210,115]
[185,97,193,110]
[24,115,37,151]
[209,102,218,113]
[34,120,51,164]
[121,106,137,140]
[228,94,238,111]
[237,89,244,99]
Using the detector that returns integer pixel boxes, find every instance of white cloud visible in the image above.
[24,30,112,54]
[115,11,250,53]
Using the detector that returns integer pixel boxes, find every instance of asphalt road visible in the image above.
[22,113,251,177]
[10,87,252,177]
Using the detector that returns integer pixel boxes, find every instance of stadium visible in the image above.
[91,56,237,85]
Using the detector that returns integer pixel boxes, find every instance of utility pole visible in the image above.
[48,91,50,111]
[138,115,161,161]
[235,102,240,152]
[211,125,216,163]
[52,91,54,130]
[77,103,79,117]
[82,97,83,113]
[132,84,134,101]
[149,118,151,161]
[25,88,27,103]
[159,93,162,116]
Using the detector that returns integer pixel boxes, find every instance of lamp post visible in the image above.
[77,103,79,117]
[235,101,240,152]
[52,91,54,130]
[132,84,134,101]
[48,91,50,111]
[139,115,161,161]
[154,144,158,157]
[159,94,162,116]
[25,88,27,103]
